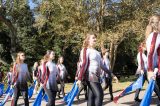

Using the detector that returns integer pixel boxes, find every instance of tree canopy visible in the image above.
[0,0,160,79]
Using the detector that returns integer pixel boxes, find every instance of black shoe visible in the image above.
[134,98,142,102]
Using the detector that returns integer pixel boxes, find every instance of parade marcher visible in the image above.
[57,56,68,98]
[134,42,148,102]
[11,52,32,106]
[3,64,13,85]
[32,62,39,94]
[146,15,160,102]
[42,50,59,106]
[101,48,114,101]
[76,32,112,106]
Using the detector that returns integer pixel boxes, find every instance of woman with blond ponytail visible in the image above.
[11,52,32,106]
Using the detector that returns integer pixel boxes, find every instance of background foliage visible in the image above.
[0,0,160,80]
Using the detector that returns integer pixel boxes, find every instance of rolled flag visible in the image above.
[67,84,79,106]
[43,94,48,102]
[140,79,155,106]
[33,87,43,106]
[0,83,4,97]
[64,81,76,103]
[4,85,10,94]
[28,80,36,99]
[0,88,13,106]
[114,75,143,103]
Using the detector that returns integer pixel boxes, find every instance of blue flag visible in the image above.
[64,81,76,103]
[0,88,13,106]
[114,75,143,103]
[0,83,4,97]
[43,93,48,102]
[67,84,79,106]
[28,80,36,99]
[33,87,43,106]
[63,81,79,106]
[4,85,10,94]
[140,79,155,106]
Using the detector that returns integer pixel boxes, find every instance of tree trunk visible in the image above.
[0,15,17,62]
[111,44,118,71]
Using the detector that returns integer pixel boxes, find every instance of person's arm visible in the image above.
[26,65,33,83]
[43,66,50,87]
[11,64,18,85]
[148,32,158,72]
[100,59,111,75]
[78,48,88,81]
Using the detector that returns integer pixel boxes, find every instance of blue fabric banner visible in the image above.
[140,79,155,106]
[32,87,43,106]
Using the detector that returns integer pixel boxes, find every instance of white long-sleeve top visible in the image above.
[13,63,31,85]
[57,64,68,80]
[136,52,147,75]
[146,32,160,70]
[78,48,110,83]
[45,61,59,91]
[102,57,110,78]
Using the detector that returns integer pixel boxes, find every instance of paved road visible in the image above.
[2,88,159,106]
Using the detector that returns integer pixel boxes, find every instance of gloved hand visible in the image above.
[76,80,82,88]
[140,70,144,75]
[147,71,155,81]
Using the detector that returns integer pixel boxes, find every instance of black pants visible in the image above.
[135,73,160,100]
[77,81,88,100]
[45,88,57,106]
[87,81,103,106]
[103,77,113,99]
[12,84,29,106]
[156,77,160,90]
[58,80,65,97]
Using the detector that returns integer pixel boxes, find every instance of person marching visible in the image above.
[11,52,32,106]
[76,32,112,106]
[146,15,160,101]
[42,50,59,106]
[57,56,68,98]
[101,48,114,101]
[3,64,13,85]
[32,62,39,94]
[134,42,148,102]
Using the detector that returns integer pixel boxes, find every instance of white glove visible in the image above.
[140,70,144,75]
[154,68,158,75]
[147,71,155,80]
[76,80,82,88]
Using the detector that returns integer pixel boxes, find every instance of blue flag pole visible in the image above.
[0,83,4,97]
[28,80,36,99]
[67,84,79,106]
[140,79,155,106]
[0,88,13,106]
[64,81,76,103]
[43,93,48,102]
[4,84,10,94]
[33,87,43,106]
